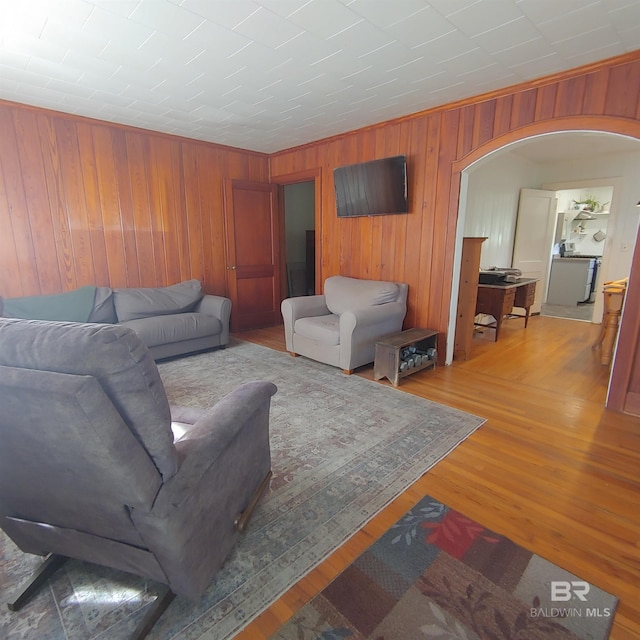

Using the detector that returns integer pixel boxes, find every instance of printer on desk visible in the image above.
[478,267,523,285]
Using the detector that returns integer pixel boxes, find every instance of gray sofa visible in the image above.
[4,279,231,360]
[0,318,275,636]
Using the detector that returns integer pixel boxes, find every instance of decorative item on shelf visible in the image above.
[572,196,609,213]
[593,229,607,242]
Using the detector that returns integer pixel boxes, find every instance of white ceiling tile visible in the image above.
[516,0,598,24]
[427,0,484,18]
[346,0,431,29]
[82,4,154,44]
[607,1,640,27]
[440,48,495,76]
[285,0,362,39]
[91,0,142,19]
[412,29,478,63]
[507,50,565,76]
[27,57,84,83]
[179,0,263,29]
[0,49,31,71]
[445,0,524,37]
[471,16,542,54]
[42,20,109,58]
[536,5,611,43]
[128,0,205,38]
[385,6,456,48]
[136,31,204,65]
[274,29,340,64]
[0,3,48,40]
[98,40,154,72]
[565,41,626,66]
[357,41,423,73]
[184,21,253,59]
[232,6,304,48]
[325,18,393,56]
[2,32,69,65]
[488,36,550,65]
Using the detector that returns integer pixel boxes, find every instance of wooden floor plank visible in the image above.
[233,314,640,640]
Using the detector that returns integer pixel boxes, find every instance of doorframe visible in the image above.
[446,123,640,412]
[541,176,622,323]
[269,168,322,299]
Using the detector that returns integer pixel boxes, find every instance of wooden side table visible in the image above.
[374,328,438,386]
[592,278,628,366]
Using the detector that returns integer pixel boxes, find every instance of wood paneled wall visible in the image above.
[2,52,640,411]
[269,51,640,364]
[0,103,268,298]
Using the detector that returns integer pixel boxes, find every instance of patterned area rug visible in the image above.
[272,495,617,640]
[0,340,485,639]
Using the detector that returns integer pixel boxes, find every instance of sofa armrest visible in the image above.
[194,294,231,345]
[281,295,329,352]
[151,381,276,514]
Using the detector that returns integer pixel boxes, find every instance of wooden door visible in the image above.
[223,180,281,331]
[512,188,558,314]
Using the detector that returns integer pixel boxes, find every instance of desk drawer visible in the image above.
[514,282,536,308]
[476,287,516,317]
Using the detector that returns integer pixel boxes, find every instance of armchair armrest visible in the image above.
[338,302,407,370]
[154,380,276,513]
[281,295,329,321]
[281,295,329,352]
[340,302,407,335]
[130,380,276,599]
[194,294,231,345]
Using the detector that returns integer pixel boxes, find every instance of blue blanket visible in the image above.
[4,286,97,322]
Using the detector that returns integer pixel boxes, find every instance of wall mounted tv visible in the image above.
[334,155,408,218]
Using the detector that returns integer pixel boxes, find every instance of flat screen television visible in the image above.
[334,155,408,217]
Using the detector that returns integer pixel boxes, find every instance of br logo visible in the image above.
[551,581,590,601]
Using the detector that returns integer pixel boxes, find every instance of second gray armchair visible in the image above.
[281,275,408,373]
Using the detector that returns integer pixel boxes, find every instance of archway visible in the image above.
[446,120,640,410]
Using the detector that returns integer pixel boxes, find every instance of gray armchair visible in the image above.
[281,275,408,373]
[0,318,276,638]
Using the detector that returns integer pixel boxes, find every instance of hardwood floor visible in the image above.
[234,315,640,640]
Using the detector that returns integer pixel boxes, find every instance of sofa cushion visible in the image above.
[324,276,399,316]
[121,313,222,348]
[4,286,97,322]
[88,287,117,324]
[114,280,203,323]
[294,314,340,346]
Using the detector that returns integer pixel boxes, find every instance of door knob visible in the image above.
[227,265,237,270]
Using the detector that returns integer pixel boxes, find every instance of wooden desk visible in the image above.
[475,278,537,341]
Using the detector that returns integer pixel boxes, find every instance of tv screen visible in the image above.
[334,155,408,217]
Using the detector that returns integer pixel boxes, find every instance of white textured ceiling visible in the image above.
[1,0,639,153]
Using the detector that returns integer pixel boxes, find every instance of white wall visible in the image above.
[464,153,542,269]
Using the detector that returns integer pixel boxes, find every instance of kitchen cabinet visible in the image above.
[546,257,596,305]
